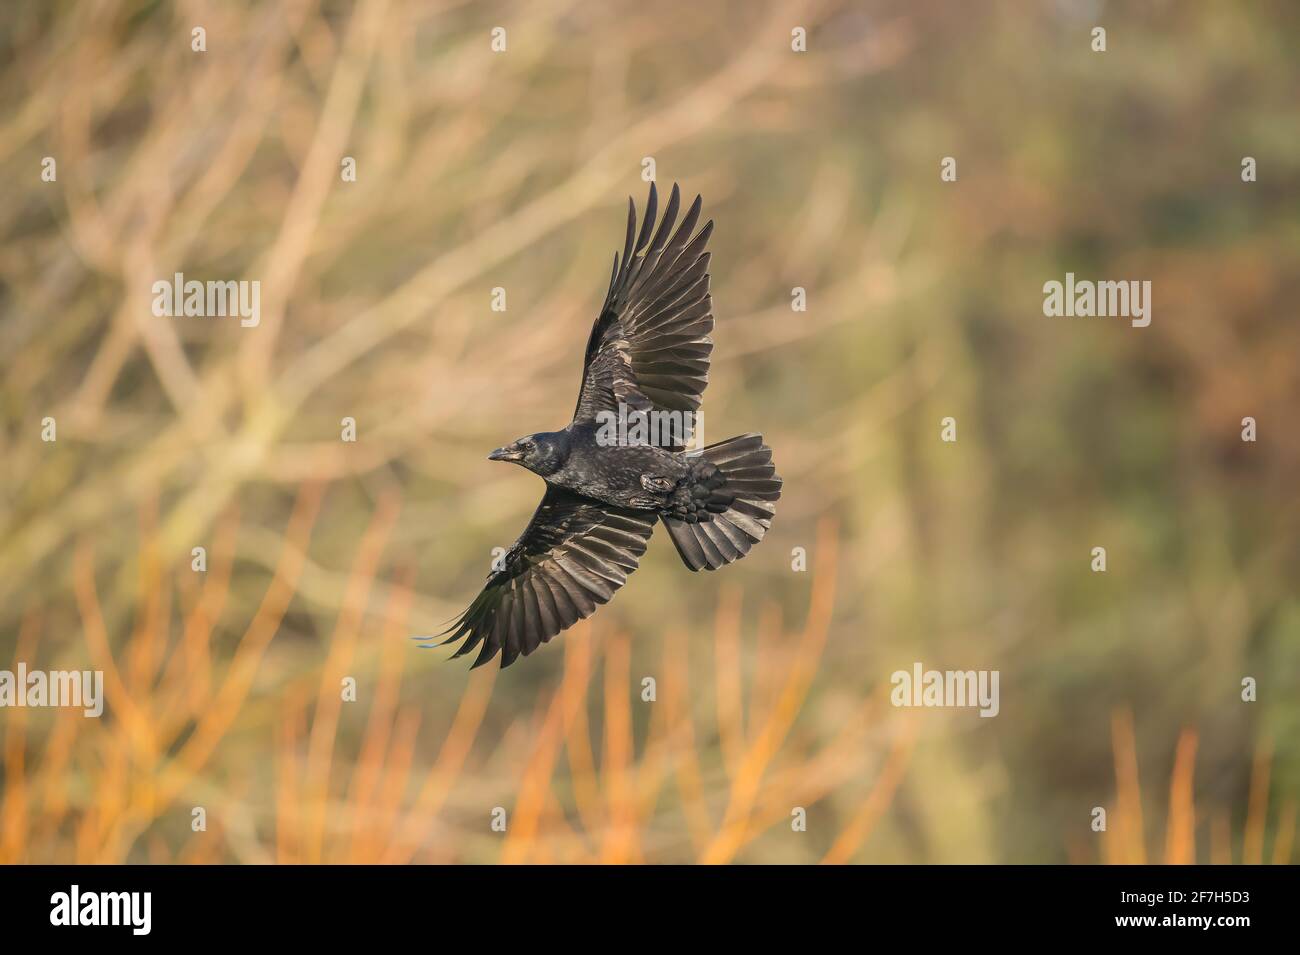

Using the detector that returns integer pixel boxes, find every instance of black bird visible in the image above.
[433,182,782,668]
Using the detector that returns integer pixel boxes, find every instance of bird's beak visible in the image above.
[488,446,524,462]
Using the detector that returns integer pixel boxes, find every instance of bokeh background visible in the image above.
[1,0,1297,864]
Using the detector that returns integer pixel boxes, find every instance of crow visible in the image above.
[432,182,782,668]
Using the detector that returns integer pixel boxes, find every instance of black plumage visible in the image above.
[429,183,782,668]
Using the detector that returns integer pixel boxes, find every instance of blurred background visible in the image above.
[1,0,1297,864]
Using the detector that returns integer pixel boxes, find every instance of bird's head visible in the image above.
[488,431,568,477]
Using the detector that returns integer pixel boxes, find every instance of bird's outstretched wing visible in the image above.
[435,487,657,668]
[573,182,714,441]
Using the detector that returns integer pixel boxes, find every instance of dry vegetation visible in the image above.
[1,0,1297,863]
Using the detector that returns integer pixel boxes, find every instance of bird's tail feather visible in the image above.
[663,433,781,571]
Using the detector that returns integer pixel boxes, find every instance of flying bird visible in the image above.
[432,182,782,668]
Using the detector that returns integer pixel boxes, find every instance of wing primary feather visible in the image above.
[617,197,636,287]
[531,574,560,639]
[646,183,681,255]
[624,183,677,296]
[626,200,703,304]
[500,585,524,667]
[600,252,619,313]
[634,181,658,254]
[470,631,499,669]
[520,580,545,654]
